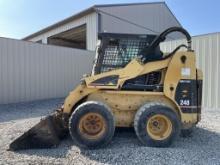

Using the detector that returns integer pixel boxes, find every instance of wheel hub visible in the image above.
[146,114,172,140]
[79,113,106,139]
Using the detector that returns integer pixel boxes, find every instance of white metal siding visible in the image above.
[28,12,98,51]
[0,38,95,104]
[160,33,220,109]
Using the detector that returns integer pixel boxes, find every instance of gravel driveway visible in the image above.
[0,98,220,165]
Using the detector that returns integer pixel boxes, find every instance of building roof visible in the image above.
[23,2,178,40]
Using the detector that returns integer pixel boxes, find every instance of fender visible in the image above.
[63,84,97,114]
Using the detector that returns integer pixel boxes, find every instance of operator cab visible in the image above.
[92,33,162,75]
[92,33,164,91]
[92,27,191,92]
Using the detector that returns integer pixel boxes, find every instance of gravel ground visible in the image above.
[0,98,220,165]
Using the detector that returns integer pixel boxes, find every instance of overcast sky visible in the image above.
[0,0,219,39]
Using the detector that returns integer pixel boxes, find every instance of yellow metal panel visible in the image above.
[85,57,171,89]
[63,85,97,113]
[87,90,179,127]
[164,51,197,100]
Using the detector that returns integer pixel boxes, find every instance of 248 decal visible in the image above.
[180,99,190,106]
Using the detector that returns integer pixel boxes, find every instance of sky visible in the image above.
[0,0,220,39]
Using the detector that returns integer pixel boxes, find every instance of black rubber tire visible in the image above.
[69,101,115,149]
[134,102,180,147]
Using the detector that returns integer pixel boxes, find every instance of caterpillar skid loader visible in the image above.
[9,27,203,150]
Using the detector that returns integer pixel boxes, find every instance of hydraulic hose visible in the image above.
[150,27,192,51]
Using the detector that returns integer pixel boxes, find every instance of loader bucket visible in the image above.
[9,112,68,151]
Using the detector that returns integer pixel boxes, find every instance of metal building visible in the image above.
[161,32,220,109]
[23,2,181,51]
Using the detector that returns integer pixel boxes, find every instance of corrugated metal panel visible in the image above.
[97,3,182,39]
[0,38,95,104]
[160,33,220,109]
[29,12,98,51]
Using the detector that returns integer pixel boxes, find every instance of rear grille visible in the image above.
[146,72,161,85]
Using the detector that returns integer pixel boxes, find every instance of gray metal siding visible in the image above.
[26,3,183,52]
[0,38,95,104]
[97,3,182,38]
[160,33,220,109]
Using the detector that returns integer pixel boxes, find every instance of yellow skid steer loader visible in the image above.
[9,27,202,150]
